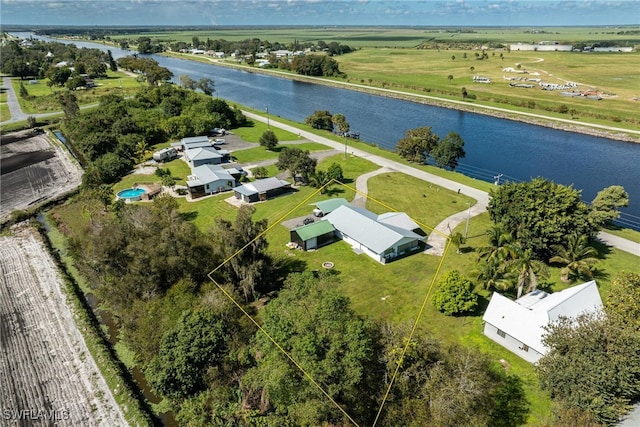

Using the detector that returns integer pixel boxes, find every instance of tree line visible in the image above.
[0,39,116,81]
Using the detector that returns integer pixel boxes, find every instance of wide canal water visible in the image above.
[23,33,640,228]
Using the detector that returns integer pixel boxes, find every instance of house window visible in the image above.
[497,329,506,338]
[521,344,529,352]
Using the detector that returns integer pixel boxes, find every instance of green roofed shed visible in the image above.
[312,198,350,216]
[290,220,336,250]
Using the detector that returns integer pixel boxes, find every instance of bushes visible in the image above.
[431,270,478,316]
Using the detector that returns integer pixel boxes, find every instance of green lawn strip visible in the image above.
[0,103,10,121]
[232,121,300,142]
[603,225,640,243]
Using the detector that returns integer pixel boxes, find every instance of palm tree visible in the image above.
[478,225,513,264]
[477,260,507,291]
[549,234,599,282]
[450,232,466,254]
[502,244,550,298]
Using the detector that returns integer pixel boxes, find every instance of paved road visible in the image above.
[2,76,28,122]
[242,110,639,257]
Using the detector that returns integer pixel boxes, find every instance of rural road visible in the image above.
[242,110,640,257]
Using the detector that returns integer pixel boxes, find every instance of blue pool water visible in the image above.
[117,188,146,200]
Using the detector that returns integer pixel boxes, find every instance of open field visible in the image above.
[0,129,83,220]
[337,48,640,126]
[0,223,127,426]
[104,26,640,48]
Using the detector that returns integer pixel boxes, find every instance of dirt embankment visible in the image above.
[0,223,127,426]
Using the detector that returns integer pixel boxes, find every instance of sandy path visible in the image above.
[0,223,127,426]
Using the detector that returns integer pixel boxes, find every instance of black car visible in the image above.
[303,217,314,225]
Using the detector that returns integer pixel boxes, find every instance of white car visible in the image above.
[214,138,226,144]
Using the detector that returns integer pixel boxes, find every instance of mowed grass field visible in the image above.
[337,47,640,126]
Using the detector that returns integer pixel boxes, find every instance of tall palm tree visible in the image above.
[549,234,599,282]
[502,244,550,298]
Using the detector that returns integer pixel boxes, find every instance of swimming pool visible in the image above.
[116,188,146,202]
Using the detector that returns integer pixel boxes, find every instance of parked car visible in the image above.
[313,208,324,217]
[303,217,315,225]
[214,138,226,144]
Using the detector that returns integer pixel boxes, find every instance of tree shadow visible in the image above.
[180,210,198,222]
[321,186,345,197]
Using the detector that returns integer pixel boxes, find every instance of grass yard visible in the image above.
[365,172,476,231]
[232,142,330,164]
[232,121,300,142]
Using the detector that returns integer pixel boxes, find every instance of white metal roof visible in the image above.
[482,281,603,355]
[324,205,423,254]
[187,164,234,188]
[185,147,223,162]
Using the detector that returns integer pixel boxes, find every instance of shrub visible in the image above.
[432,270,478,316]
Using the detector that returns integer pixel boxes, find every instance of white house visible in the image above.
[482,280,603,363]
[186,164,237,198]
[323,205,423,264]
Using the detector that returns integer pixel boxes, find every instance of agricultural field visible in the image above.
[0,223,126,426]
[0,129,83,220]
[104,26,640,48]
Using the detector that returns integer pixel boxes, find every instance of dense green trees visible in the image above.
[395,126,440,163]
[292,55,343,77]
[147,307,229,400]
[276,147,317,183]
[537,307,640,425]
[589,185,629,227]
[432,131,466,169]
[305,110,334,131]
[1,39,111,80]
[487,178,595,260]
[245,271,382,426]
[61,85,245,187]
[116,56,173,86]
[395,127,465,170]
[210,205,273,302]
[378,324,528,427]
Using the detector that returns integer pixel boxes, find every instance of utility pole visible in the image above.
[265,106,270,130]
[464,201,471,238]
[494,173,503,185]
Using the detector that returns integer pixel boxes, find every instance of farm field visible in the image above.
[104,26,640,48]
[0,223,126,426]
[0,129,83,220]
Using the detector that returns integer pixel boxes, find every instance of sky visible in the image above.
[1,0,639,27]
